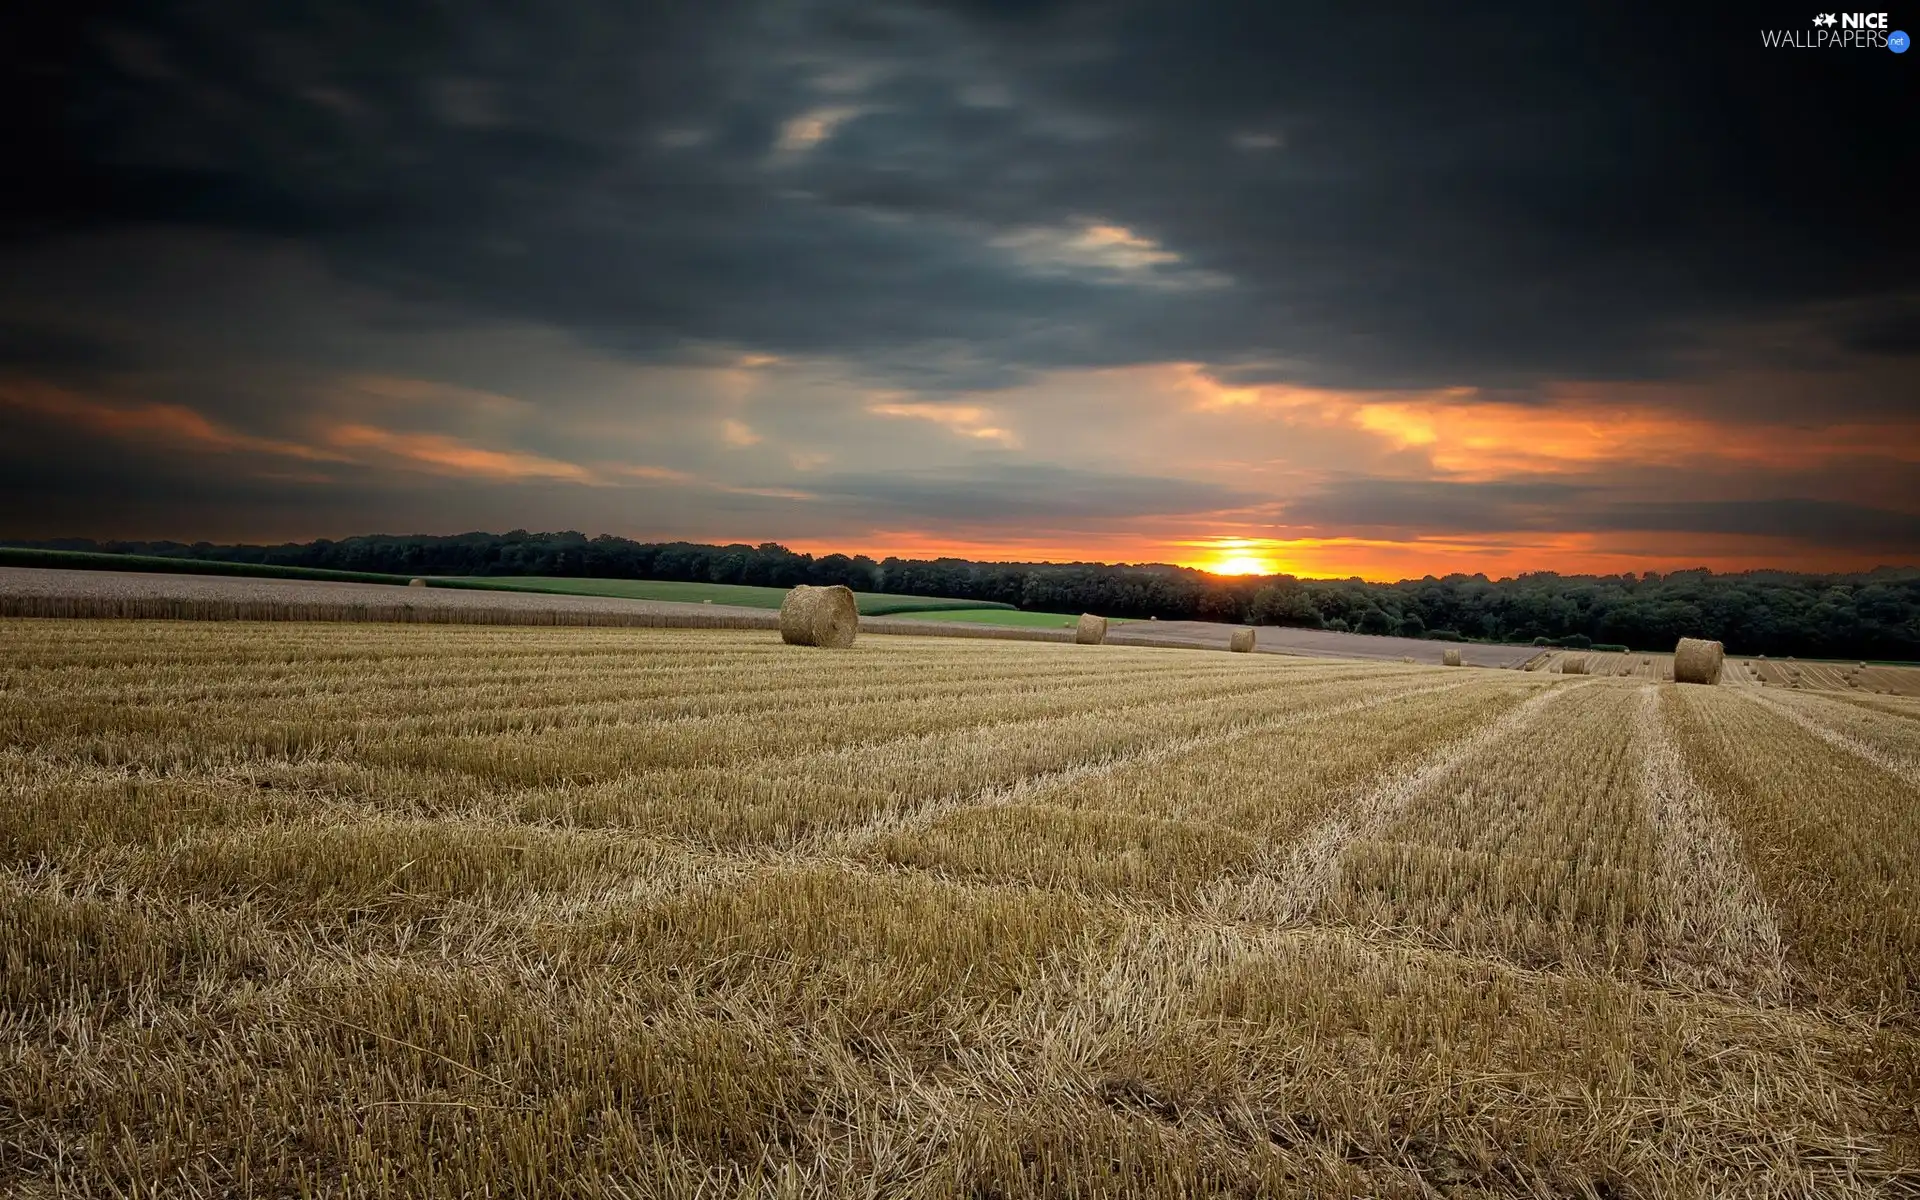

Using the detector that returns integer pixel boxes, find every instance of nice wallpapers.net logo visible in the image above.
[1761,12,1910,49]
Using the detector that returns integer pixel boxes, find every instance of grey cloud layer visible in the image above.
[800,462,1264,525]
[2,1,1914,561]
[1284,480,1920,555]
[5,0,1910,398]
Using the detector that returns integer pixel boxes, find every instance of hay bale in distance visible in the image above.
[1075,613,1108,645]
[1229,628,1256,653]
[780,584,858,648]
[408,578,427,588]
[1441,648,1462,667]
[1561,655,1587,675]
[1673,637,1724,685]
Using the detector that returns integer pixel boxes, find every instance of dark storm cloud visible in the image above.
[1286,479,1920,557]
[1830,296,1920,359]
[1282,479,1598,535]
[805,462,1262,524]
[0,322,137,375]
[4,1,1908,397]
[1591,499,1920,552]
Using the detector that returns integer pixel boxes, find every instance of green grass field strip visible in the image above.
[0,549,1017,616]
[437,575,1013,615]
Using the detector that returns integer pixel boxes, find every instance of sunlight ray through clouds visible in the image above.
[867,399,1019,446]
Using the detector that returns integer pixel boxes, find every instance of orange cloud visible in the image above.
[323,423,598,482]
[1172,365,1920,479]
[3,380,710,492]
[1352,400,1920,478]
[720,417,761,447]
[1,379,342,462]
[606,464,696,484]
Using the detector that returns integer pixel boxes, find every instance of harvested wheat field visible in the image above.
[3,620,1918,1198]
[1730,656,1920,698]
[1527,650,1671,680]
[1527,650,1920,697]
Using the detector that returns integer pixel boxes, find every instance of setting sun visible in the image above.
[1205,554,1278,576]
[1180,538,1287,577]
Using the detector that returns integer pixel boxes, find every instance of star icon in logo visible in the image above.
[1813,12,1838,25]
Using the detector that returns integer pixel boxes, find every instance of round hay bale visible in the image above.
[1402,656,1415,663]
[1229,628,1256,653]
[1560,655,1587,675]
[1149,614,1157,620]
[1672,637,1724,685]
[408,578,427,588]
[1441,648,1462,667]
[1075,613,1108,645]
[702,598,713,604]
[779,584,858,648]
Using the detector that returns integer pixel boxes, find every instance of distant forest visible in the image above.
[11,531,1920,660]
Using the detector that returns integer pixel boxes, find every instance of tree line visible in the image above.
[10,531,1918,661]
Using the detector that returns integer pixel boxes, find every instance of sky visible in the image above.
[1,1,1915,580]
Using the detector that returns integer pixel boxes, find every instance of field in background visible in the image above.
[1110,620,1543,666]
[441,575,1013,616]
[0,551,1014,616]
[1527,649,1674,678]
[876,606,1133,627]
[1733,656,1920,696]
[4,620,1916,1198]
[0,544,415,585]
[1526,648,1920,696]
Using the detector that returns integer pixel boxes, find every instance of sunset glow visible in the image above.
[1205,555,1278,576]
